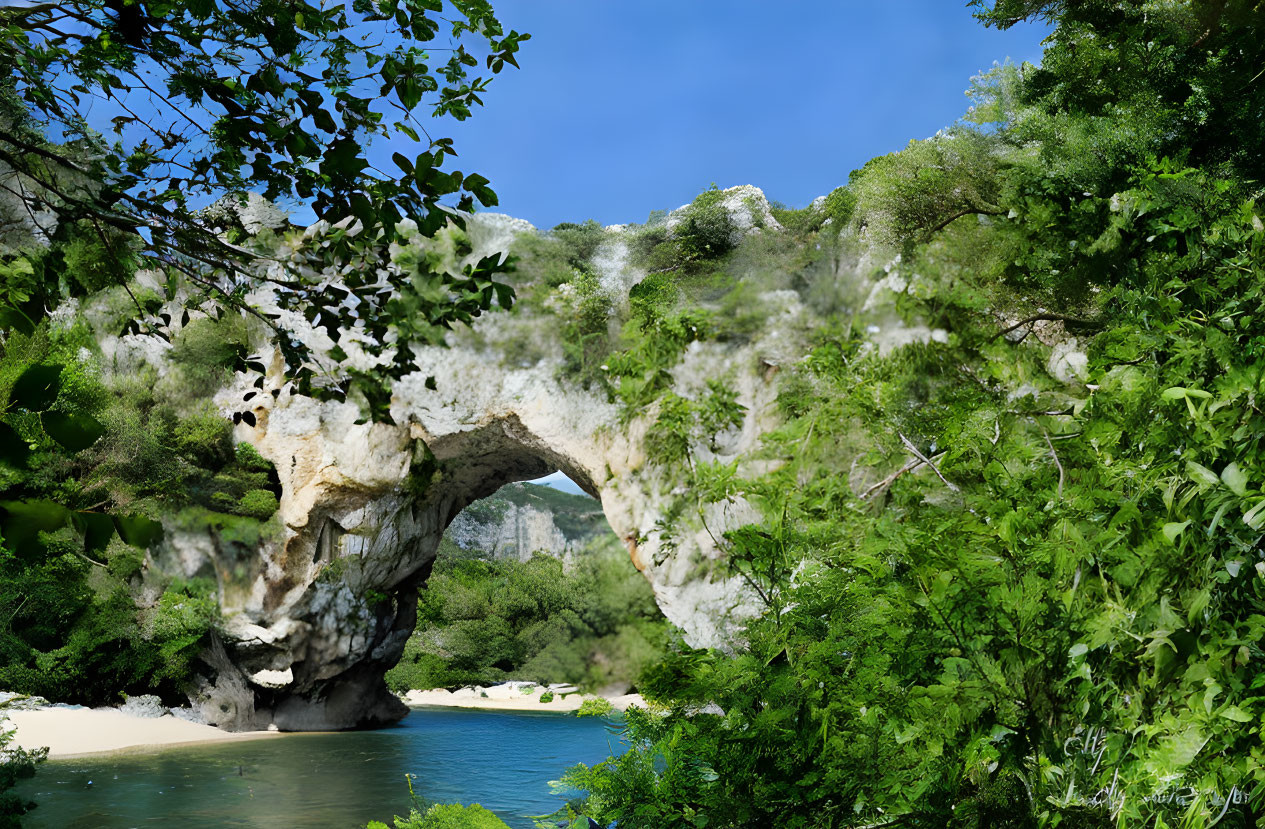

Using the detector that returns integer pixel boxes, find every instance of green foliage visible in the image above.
[674,187,739,262]
[0,323,258,706]
[555,5,1265,828]
[849,128,1006,250]
[0,1,527,405]
[550,220,608,269]
[605,310,710,413]
[0,715,46,828]
[235,489,280,520]
[168,317,250,397]
[386,536,667,693]
[576,697,615,718]
[58,221,141,296]
[539,690,555,703]
[172,407,234,469]
[368,802,511,829]
[646,382,745,467]
[0,554,219,705]
[630,187,739,274]
[558,269,613,389]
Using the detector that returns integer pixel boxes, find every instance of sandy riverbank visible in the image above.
[402,681,643,713]
[4,708,279,759]
[2,682,639,759]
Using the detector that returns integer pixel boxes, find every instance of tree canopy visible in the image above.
[0,0,526,401]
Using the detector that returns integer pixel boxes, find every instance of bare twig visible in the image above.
[990,313,1104,343]
[924,205,1005,237]
[860,455,935,500]
[1042,428,1065,500]
[898,433,959,492]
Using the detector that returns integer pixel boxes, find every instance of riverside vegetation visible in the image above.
[535,2,1265,827]
[3,0,1265,828]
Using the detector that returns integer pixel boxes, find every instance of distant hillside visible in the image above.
[444,482,609,561]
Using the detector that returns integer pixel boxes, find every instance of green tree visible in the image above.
[551,3,1265,827]
[0,0,527,403]
[0,716,46,827]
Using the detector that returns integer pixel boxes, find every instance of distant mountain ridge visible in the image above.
[444,482,607,562]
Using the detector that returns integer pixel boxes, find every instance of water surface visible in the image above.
[18,707,624,829]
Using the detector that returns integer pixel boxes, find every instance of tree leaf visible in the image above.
[0,306,36,336]
[41,411,106,451]
[0,499,71,559]
[0,421,30,468]
[1242,499,1265,529]
[1161,521,1190,543]
[9,364,62,411]
[1185,461,1220,488]
[75,511,117,554]
[1220,462,1248,496]
[114,514,164,549]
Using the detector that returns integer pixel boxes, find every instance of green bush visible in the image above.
[105,545,145,581]
[538,690,554,703]
[550,219,606,268]
[235,489,279,519]
[167,315,250,396]
[628,187,738,275]
[234,441,272,471]
[367,802,510,829]
[172,408,233,468]
[673,187,737,261]
[557,269,612,389]
[0,715,47,827]
[58,220,139,294]
[576,697,615,718]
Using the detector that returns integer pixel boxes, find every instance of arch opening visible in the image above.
[199,413,662,732]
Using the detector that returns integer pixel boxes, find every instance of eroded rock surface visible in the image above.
[444,482,606,563]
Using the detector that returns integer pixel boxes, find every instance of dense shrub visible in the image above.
[385,536,666,693]
[367,802,510,829]
[0,315,273,706]
[167,316,251,396]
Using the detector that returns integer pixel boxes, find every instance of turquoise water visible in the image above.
[17,707,624,829]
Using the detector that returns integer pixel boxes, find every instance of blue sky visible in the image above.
[418,1,1050,230]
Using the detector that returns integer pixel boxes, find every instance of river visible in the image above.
[16,707,624,828]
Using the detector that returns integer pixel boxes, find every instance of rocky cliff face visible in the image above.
[444,482,606,563]
[95,185,1079,731]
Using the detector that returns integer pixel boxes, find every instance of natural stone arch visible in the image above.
[137,201,824,731]
[159,335,767,730]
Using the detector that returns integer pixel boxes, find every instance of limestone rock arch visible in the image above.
[131,195,824,730]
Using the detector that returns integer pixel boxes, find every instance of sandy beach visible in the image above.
[4,708,278,759]
[1,682,638,759]
[402,681,643,713]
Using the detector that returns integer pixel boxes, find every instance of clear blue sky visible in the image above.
[415,1,1050,229]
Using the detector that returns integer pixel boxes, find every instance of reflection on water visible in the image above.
[17,707,625,829]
